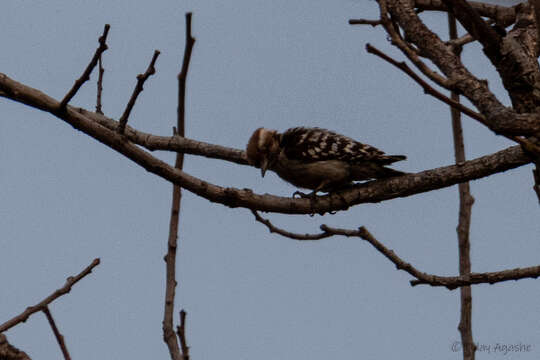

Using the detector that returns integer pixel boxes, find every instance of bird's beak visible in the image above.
[260,158,269,177]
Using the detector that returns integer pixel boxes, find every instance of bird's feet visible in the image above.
[292,190,319,216]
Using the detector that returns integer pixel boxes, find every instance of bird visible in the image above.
[246,127,406,195]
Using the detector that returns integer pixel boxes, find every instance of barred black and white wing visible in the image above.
[279,127,405,164]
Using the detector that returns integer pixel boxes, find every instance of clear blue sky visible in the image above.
[1,1,538,359]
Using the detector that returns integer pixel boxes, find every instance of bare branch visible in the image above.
[320,226,540,290]
[96,55,105,114]
[366,43,485,124]
[163,12,195,360]
[117,50,160,134]
[376,0,452,89]
[0,335,31,360]
[448,13,476,360]
[81,108,248,165]
[446,33,475,52]
[410,265,540,288]
[176,310,190,360]
[0,73,533,214]
[60,24,110,109]
[42,307,72,360]
[386,1,540,136]
[441,0,502,61]
[251,217,540,290]
[414,0,517,26]
[252,210,333,240]
[0,258,100,333]
[348,18,382,27]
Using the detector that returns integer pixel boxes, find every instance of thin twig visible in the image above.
[176,310,190,360]
[449,13,476,360]
[0,73,533,214]
[96,55,105,114]
[366,44,538,148]
[377,0,452,89]
[366,43,485,123]
[348,18,382,27]
[252,210,333,240]
[0,258,100,333]
[440,0,502,60]
[60,24,110,110]
[117,50,160,134]
[446,33,474,53]
[163,12,195,360]
[42,307,71,360]
[252,218,540,290]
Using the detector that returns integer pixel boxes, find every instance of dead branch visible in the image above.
[410,265,540,288]
[176,310,190,360]
[163,12,195,360]
[414,0,516,26]
[60,24,110,109]
[0,258,100,333]
[117,50,160,134]
[441,0,502,60]
[252,210,333,240]
[96,55,105,114]
[376,0,452,89]
[348,19,382,27]
[251,219,540,290]
[386,1,540,136]
[365,43,485,124]
[448,12,476,360]
[42,307,72,360]
[0,73,533,214]
[0,335,31,360]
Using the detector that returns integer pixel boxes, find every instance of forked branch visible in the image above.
[60,24,110,109]
[252,213,540,290]
[0,258,100,333]
[118,50,160,134]
[163,12,195,360]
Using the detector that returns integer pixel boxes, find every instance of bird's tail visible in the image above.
[376,166,407,178]
[380,154,406,164]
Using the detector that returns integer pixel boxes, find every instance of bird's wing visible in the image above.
[280,127,402,164]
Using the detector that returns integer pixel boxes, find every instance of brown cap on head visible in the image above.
[246,128,265,166]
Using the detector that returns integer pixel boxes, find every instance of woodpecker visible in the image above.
[246,127,406,193]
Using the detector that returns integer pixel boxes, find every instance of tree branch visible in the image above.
[531,0,540,56]
[441,0,502,60]
[0,258,100,333]
[42,307,72,360]
[410,265,540,288]
[252,220,540,290]
[117,50,160,134]
[348,18,382,27]
[176,310,190,360]
[96,55,105,114]
[375,0,452,90]
[252,210,333,240]
[365,43,485,124]
[448,13,476,360]
[385,1,540,136]
[0,73,532,214]
[163,12,195,360]
[414,0,517,27]
[0,335,31,360]
[60,24,110,109]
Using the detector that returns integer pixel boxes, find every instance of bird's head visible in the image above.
[246,127,281,177]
